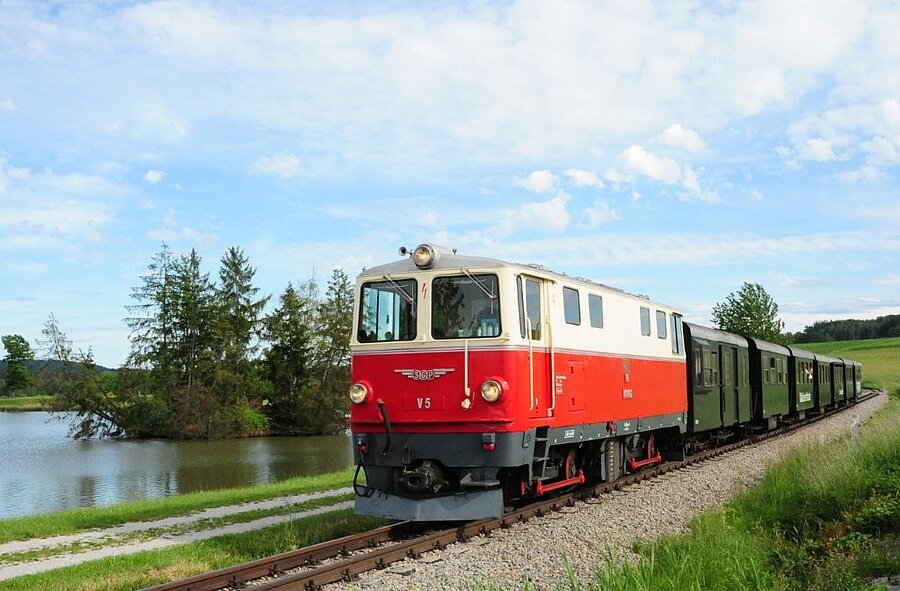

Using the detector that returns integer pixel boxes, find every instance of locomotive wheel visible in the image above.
[564,448,578,479]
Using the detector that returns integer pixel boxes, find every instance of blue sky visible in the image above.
[2,0,899,367]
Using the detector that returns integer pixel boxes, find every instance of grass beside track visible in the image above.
[0,468,356,545]
[0,509,389,591]
[564,397,900,591]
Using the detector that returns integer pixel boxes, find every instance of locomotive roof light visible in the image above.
[349,382,371,404]
[413,244,437,269]
[481,378,507,403]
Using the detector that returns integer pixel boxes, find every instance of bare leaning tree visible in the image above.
[39,313,122,438]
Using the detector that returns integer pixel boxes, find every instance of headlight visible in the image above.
[349,382,369,404]
[413,244,436,269]
[481,379,503,402]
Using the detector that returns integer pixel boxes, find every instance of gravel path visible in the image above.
[331,393,887,591]
[0,488,352,581]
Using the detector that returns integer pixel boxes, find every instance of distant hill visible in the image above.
[792,314,900,343]
[0,359,116,378]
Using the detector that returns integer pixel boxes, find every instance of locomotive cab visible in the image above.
[349,245,531,519]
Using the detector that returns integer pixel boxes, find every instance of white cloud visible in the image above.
[134,106,187,142]
[835,165,885,184]
[248,153,301,178]
[499,229,881,268]
[656,124,705,152]
[583,199,620,226]
[420,211,440,227]
[564,169,604,188]
[498,193,571,235]
[622,145,681,184]
[0,158,129,252]
[143,169,164,184]
[0,99,16,113]
[515,170,557,193]
[522,194,570,232]
[860,136,900,165]
[604,169,624,185]
[125,3,245,59]
[0,158,30,192]
[680,165,721,204]
[796,138,836,162]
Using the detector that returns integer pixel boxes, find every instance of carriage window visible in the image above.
[656,310,667,339]
[671,314,684,354]
[563,287,581,325]
[432,274,500,339]
[693,347,702,386]
[358,279,417,342]
[723,350,733,386]
[588,294,604,328]
[702,349,718,386]
[640,307,651,336]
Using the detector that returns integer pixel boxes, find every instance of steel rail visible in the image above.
[139,521,424,591]
[144,390,879,591]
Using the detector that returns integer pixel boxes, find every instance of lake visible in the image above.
[0,412,353,519]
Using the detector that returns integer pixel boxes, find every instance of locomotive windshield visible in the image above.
[432,273,500,339]
[357,278,417,342]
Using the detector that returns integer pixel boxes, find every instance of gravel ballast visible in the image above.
[333,393,887,591]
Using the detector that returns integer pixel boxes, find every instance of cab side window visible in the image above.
[588,294,603,328]
[563,287,581,325]
[656,310,667,339]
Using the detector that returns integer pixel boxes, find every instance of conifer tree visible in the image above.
[214,247,270,407]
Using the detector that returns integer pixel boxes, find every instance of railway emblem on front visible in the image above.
[395,368,455,381]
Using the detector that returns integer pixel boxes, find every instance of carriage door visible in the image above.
[721,346,739,426]
[518,275,554,417]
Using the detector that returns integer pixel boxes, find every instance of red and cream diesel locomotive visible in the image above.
[349,244,689,521]
[348,244,861,521]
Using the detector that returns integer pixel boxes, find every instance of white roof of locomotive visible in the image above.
[359,244,674,310]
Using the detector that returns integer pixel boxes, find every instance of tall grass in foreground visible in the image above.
[561,399,900,591]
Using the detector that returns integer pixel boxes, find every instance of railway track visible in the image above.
[144,392,878,591]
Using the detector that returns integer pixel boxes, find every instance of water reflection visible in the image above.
[0,412,353,519]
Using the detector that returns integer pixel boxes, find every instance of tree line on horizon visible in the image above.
[2,244,353,440]
[790,314,900,343]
